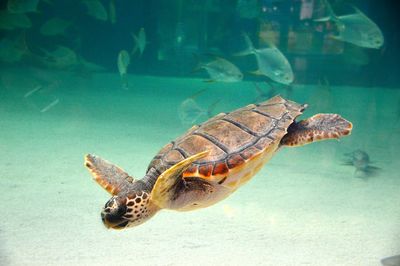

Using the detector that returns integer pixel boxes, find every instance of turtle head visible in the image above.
[101,191,160,229]
[84,154,160,229]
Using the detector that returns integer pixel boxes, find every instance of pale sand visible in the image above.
[0,68,399,265]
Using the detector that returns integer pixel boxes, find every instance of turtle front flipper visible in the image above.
[150,150,209,209]
[281,114,352,147]
[85,154,135,195]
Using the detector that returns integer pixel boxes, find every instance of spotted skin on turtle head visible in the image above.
[101,191,159,229]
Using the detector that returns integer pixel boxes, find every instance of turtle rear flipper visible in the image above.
[281,114,352,147]
[85,154,135,195]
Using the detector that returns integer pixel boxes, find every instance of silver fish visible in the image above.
[131,28,146,56]
[343,149,380,178]
[178,97,220,125]
[315,2,384,49]
[40,18,71,36]
[7,0,39,14]
[82,0,108,21]
[236,34,294,85]
[109,0,116,24]
[40,46,78,69]
[24,85,42,98]
[117,50,130,89]
[0,10,32,30]
[198,56,243,83]
[0,35,28,63]
[40,98,60,113]
[381,255,400,266]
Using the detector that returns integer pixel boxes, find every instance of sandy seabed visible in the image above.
[0,67,399,266]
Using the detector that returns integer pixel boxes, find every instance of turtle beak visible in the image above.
[101,212,128,230]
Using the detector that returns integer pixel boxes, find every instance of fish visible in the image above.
[39,46,79,69]
[314,1,384,49]
[40,98,60,113]
[381,255,400,266]
[178,97,220,125]
[131,28,146,56]
[117,50,130,89]
[7,0,39,14]
[235,34,294,85]
[343,149,381,178]
[82,0,108,21]
[0,10,32,30]
[24,85,42,98]
[0,34,29,63]
[178,89,220,125]
[196,55,243,83]
[40,17,72,36]
[109,0,116,24]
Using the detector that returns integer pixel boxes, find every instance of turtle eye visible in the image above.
[116,205,127,215]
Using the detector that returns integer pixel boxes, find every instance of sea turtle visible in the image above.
[85,95,352,229]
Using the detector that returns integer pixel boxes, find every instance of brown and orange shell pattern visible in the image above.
[147,96,306,183]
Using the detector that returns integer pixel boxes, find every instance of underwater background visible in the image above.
[0,0,399,265]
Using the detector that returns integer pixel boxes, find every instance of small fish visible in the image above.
[343,149,380,178]
[178,91,220,125]
[196,56,243,83]
[0,10,32,30]
[236,34,294,85]
[314,1,384,49]
[109,0,116,24]
[0,34,29,63]
[7,0,39,14]
[40,18,72,36]
[24,85,42,98]
[381,255,400,266]
[131,28,146,56]
[40,98,60,113]
[82,0,108,21]
[40,46,78,69]
[117,50,130,89]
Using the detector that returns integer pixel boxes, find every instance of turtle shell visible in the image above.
[147,96,306,182]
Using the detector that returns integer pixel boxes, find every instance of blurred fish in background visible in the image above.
[178,89,220,125]
[0,33,29,63]
[235,34,294,85]
[0,9,32,30]
[39,45,78,69]
[194,54,243,83]
[40,17,72,36]
[82,0,108,21]
[7,0,40,14]
[314,0,384,49]
[381,255,400,266]
[108,0,116,24]
[117,49,130,89]
[131,27,146,56]
[343,149,381,179]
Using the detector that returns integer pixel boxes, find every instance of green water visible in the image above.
[1,0,400,265]
[0,68,399,265]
